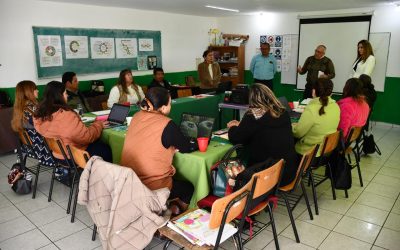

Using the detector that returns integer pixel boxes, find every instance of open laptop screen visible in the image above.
[180,113,215,140]
[108,104,130,124]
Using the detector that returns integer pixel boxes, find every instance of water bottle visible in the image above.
[77,103,83,116]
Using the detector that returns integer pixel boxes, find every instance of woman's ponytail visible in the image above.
[314,78,334,116]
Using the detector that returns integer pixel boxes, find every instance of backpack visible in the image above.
[0,90,12,108]
[363,134,377,154]
[7,163,32,194]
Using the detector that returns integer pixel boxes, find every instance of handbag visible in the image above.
[7,163,32,194]
[328,140,352,190]
[210,145,246,197]
[363,134,376,154]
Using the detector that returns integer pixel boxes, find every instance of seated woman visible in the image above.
[338,78,370,138]
[148,67,177,99]
[120,87,193,214]
[359,74,377,109]
[11,80,39,132]
[33,81,112,162]
[227,83,298,187]
[107,69,145,108]
[292,79,340,156]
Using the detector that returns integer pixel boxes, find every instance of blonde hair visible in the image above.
[248,83,285,118]
[11,81,38,132]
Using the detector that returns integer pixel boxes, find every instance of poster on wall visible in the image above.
[37,35,63,67]
[115,38,138,58]
[138,38,154,51]
[64,36,88,59]
[147,56,157,69]
[90,37,115,59]
[137,56,148,70]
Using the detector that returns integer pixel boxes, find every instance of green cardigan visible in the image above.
[292,97,340,155]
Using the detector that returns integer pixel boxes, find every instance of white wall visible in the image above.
[217,6,400,78]
[0,0,216,87]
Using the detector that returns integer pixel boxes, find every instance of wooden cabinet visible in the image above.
[208,45,245,87]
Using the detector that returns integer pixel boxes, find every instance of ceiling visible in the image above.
[40,0,393,16]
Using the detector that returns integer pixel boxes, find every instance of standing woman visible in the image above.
[227,83,298,186]
[11,81,39,132]
[34,81,112,162]
[352,40,375,78]
[107,69,145,108]
[197,50,221,93]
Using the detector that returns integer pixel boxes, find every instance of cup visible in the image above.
[293,101,300,109]
[126,117,132,126]
[197,137,209,152]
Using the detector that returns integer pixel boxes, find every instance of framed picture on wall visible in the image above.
[147,55,157,69]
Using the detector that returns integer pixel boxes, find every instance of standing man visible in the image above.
[250,43,277,90]
[297,45,335,99]
[62,72,91,113]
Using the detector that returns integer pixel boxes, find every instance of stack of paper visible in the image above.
[168,209,237,247]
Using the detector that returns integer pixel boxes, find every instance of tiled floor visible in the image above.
[0,122,399,250]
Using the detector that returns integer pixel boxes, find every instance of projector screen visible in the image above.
[297,16,371,93]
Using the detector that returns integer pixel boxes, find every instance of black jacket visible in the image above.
[228,111,297,186]
[148,79,177,99]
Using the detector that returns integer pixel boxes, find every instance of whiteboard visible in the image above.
[296,21,370,93]
[369,32,390,92]
[281,34,298,85]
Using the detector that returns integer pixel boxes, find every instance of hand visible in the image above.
[101,121,109,128]
[297,66,302,73]
[292,122,298,127]
[319,74,328,79]
[227,120,240,128]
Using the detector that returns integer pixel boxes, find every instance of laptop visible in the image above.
[278,96,301,119]
[206,81,233,95]
[179,113,215,151]
[104,103,130,128]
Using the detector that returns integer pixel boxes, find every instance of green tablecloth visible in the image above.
[93,95,232,207]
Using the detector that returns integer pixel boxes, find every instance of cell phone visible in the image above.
[214,128,228,135]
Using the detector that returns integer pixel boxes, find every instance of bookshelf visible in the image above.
[208,45,245,87]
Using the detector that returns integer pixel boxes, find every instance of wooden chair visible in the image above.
[308,131,341,215]
[278,145,319,243]
[101,101,108,110]
[344,126,364,187]
[238,159,285,249]
[159,180,253,250]
[177,88,193,98]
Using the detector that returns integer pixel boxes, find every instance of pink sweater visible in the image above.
[338,97,370,138]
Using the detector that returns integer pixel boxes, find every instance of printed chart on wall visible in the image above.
[260,34,298,84]
[32,26,162,78]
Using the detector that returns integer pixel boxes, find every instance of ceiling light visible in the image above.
[205,5,239,13]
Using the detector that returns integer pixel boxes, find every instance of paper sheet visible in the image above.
[37,35,63,67]
[91,110,111,116]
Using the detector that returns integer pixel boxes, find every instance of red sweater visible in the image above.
[337,97,370,138]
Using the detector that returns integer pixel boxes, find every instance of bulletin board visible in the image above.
[32,26,162,78]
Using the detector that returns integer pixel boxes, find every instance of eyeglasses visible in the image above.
[315,50,324,54]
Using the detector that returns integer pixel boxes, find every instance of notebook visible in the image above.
[278,96,301,119]
[104,104,130,128]
[179,113,215,151]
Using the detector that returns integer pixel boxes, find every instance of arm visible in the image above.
[214,63,222,85]
[228,114,258,145]
[65,112,103,145]
[272,56,277,75]
[107,87,119,108]
[161,121,192,153]
[363,56,376,76]
[337,102,352,138]
[298,57,309,75]
[137,85,145,101]
[326,59,335,79]
[292,106,315,139]
[250,56,256,75]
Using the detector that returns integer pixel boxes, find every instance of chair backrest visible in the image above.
[279,145,319,191]
[45,137,67,159]
[25,129,56,166]
[346,126,363,145]
[320,130,341,157]
[251,159,284,199]
[66,144,90,169]
[18,130,31,146]
[209,179,253,230]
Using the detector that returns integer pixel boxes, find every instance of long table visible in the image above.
[95,95,233,207]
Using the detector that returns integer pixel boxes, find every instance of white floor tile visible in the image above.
[0,229,51,250]
[364,182,400,199]
[263,235,315,250]
[375,228,400,250]
[346,203,389,226]
[0,216,36,242]
[384,213,400,231]
[281,220,330,248]
[26,203,68,227]
[298,208,342,230]
[333,216,381,243]
[355,191,395,211]
[319,231,371,250]
[39,216,86,242]
[0,204,23,224]
[54,228,101,250]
